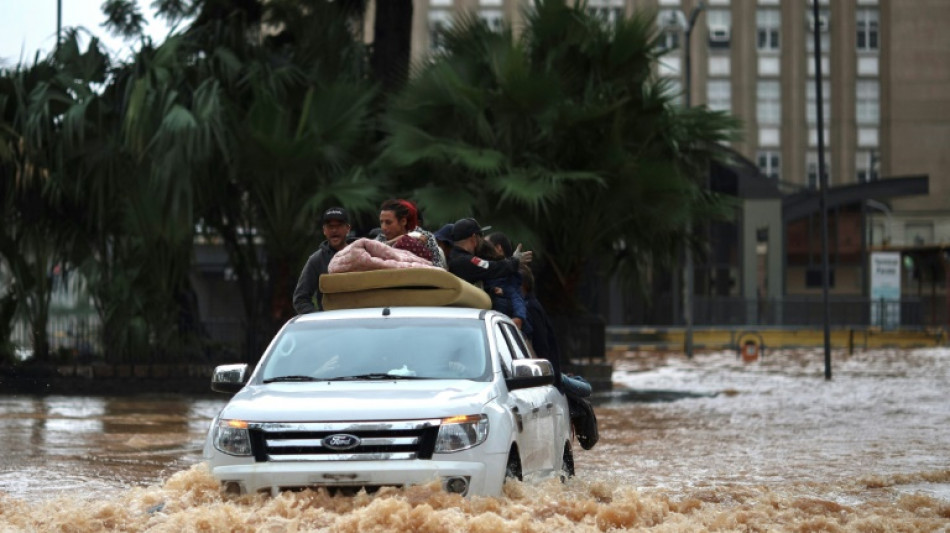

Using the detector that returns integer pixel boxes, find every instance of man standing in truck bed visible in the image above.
[293,207,351,314]
[447,217,532,284]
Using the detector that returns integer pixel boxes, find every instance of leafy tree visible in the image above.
[113,0,383,359]
[381,0,739,313]
[0,32,110,362]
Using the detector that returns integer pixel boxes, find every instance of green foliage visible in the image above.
[3,1,381,363]
[382,0,740,312]
[1,0,741,364]
[0,31,107,361]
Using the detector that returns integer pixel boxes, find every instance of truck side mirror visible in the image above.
[211,364,249,394]
[506,359,555,391]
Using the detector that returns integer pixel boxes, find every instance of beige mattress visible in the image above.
[319,268,491,311]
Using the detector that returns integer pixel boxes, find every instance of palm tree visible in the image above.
[114,0,384,360]
[381,0,739,313]
[0,32,110,362]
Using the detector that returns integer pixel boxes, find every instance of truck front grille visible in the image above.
[247,420,441,462]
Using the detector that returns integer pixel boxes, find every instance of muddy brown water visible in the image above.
[1,348,949,532]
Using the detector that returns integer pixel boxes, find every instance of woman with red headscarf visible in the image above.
[376,198,446,268]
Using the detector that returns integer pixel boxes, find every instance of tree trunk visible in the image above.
[371,0,413,94]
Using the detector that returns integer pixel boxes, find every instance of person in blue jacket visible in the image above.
[481,232,528,330]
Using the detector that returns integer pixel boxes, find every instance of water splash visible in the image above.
[1,465,948,532]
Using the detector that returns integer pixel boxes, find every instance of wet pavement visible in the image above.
[1,347,949,531]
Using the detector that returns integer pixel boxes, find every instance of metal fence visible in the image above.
[9,296,933,361]
[11,313,103,361]
[689,296,922,329]
[10,314,249,362]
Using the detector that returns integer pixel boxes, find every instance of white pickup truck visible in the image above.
[202,306,574,497]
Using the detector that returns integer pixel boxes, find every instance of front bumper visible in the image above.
[208,453,508,497]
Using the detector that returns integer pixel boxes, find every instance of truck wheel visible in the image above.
[505,449,523,481]
[560,442,575,481]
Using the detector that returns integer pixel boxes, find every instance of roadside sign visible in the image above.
[870,252,901,328]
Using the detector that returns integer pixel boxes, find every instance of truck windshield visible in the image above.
[259,318,490,382]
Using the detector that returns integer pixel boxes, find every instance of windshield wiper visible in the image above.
[263,375,320,383]
[325,373,424,381]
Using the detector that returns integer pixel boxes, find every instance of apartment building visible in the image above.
[377,0,949,324]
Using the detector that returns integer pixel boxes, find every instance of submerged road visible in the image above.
[1,347,948,531]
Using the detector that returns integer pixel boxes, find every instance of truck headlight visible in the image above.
[213,419,252,456]
[435,414,489,453]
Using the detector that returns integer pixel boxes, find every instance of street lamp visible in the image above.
[56,0,62,51]
[674,1,705,359]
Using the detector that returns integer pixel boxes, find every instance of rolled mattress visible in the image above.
[319,268,491,310]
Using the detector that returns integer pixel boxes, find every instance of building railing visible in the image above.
[11,313,103,361]
[659,295,925,329]
[9,296,934,362]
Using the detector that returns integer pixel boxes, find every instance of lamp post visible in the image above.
[677,1,705,359]
[56,0,62,51]
[810,0,832,380]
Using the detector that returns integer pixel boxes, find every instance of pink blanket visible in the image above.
[328,238,442,273]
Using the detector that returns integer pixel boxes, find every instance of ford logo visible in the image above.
[323,434,361,451]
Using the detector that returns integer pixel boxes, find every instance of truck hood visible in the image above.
[218,380,498,422]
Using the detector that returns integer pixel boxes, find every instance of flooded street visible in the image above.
[2,347,949,531]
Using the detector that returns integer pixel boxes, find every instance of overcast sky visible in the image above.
[0,0,178,67]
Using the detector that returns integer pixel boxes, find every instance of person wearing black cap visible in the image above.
[293,207,351,314]
[447,217,532,285]
[433,223,455,260]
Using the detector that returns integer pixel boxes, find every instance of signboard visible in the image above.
[869,252,901,328]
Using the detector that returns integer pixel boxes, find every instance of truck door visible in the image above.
[501,322,559,473]
[493,322,544,475]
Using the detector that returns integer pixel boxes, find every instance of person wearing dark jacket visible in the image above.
[481,232,528,329]
[447,218,532,284]
[292,207,351,314]
[518,264,560,376]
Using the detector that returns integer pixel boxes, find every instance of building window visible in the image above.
[707,79,731,112]
[756,80,781,124]
[428,10,452,52]
[805,9,830,53]
[709,55,730,76]
[905,222,934,246]
[707,9,731,49]
[589,0,624,26]
[857,9,879,51]
[808,128,830,147]
[657,10,681,52]
[756,9,780,51]
[757,151,780,180]
[759,128,780,147]
[806,80,831,124]
[665,78,683,106]
[856,150,879,183]
[806,152,829,189]
[856,80,880,124]
[858,127,879,147]
[478,9,504,32]
[857,56,879,76]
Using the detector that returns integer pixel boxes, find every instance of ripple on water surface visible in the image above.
[2,348,950,531]
[1,465,949,532]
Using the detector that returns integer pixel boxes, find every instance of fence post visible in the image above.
[880,297,886,329]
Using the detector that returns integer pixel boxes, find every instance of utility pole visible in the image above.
[56,0,62,52]
[811,0,832,380]
[680,1,705,359]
